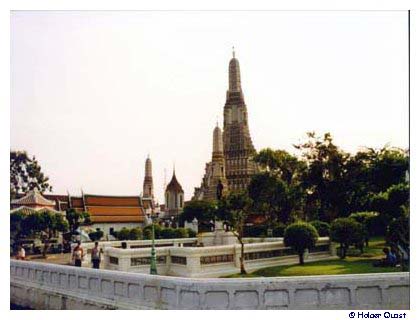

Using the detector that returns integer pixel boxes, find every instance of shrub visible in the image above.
[174,228,189,238]
[284,222,319,265]
[160,228,176,239]
[272,223,286,237]
[114,227,130,240]
[330,218,364,259]
[243,224,266,237]
[309,220,330,237]
[129,228,142,240]
[142,224,162,240]
[88,230,103,242]
[186,228,197,238]
[198,222,213,233]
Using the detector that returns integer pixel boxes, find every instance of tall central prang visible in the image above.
[223,48,258,192]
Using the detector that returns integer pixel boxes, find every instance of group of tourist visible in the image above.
[72,241,102,269]
[14,241,102,269]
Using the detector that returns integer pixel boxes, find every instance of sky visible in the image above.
[10,11,409,203]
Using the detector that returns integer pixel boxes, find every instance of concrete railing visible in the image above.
[103,237,334,277]
[78,238,197,267]
[10,260,409,310]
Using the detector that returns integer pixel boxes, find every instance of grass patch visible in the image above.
[224,237,406,278]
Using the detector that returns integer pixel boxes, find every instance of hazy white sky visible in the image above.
[11,11,409,202]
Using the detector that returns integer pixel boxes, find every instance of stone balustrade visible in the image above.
[10,260,409,309]
[77,238,197,267]
[102,237,335,277]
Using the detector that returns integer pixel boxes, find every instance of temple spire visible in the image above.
[228,47,241,92]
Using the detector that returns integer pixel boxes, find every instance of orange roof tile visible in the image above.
[70,197,84,208]
[84,195,141,207]
[90,215,144,223]
[86,206,144,216]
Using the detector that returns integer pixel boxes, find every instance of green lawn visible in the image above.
[224,237,406,278]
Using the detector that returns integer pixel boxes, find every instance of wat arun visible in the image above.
[193,49,258,200]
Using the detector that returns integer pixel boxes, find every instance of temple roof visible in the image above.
[166,171,184,193]
[84,194,142,207]
[10,205,63,215]
[12,191,146,223]
[11,189,55,208]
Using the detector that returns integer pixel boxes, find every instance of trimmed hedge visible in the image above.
[88,230,103,242]
[309,220,330,237]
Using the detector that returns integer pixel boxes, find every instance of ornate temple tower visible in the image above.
[223,49,258,192]
[142,156,154,203]
[165,169,184,217]
[202,123,229,201]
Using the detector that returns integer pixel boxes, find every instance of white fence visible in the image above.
[10,260,409,309]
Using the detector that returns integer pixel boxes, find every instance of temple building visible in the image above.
[193,123,228,201]
[194,49,258,198]
[164,169,184,218]
[223,49,258,192]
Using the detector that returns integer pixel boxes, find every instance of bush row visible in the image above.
[112,225,196,241]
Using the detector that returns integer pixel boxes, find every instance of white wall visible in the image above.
[10,260,409,310]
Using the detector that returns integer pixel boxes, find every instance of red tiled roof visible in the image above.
[70,197,84,208]
[86,206,143,216]
[84,195,141,207]
[91,215,143,223]
[43,194,69,202]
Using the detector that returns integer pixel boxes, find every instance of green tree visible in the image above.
[253,148,306,185]
[248,172,290,224]
[65,209,91,234]
[348,212,379,246]
[10,151,53,199]
[343,146,409,215]
[330,218,364,259]
[284,222,319,265]
[217,192,252,274]
[252,148,306,223]
[18,211,69,257]
[10,211,26,240]
[180,200,217,223]
[386,214,409,254]
[294,132,349,222]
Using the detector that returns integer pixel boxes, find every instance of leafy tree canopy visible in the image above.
[180,200,217,223]
[284,222,319,264]
[10,151,52,199]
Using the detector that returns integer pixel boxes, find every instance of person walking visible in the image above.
[91,242,101,269]
[72,241,84,267]
[16,246,25,260]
